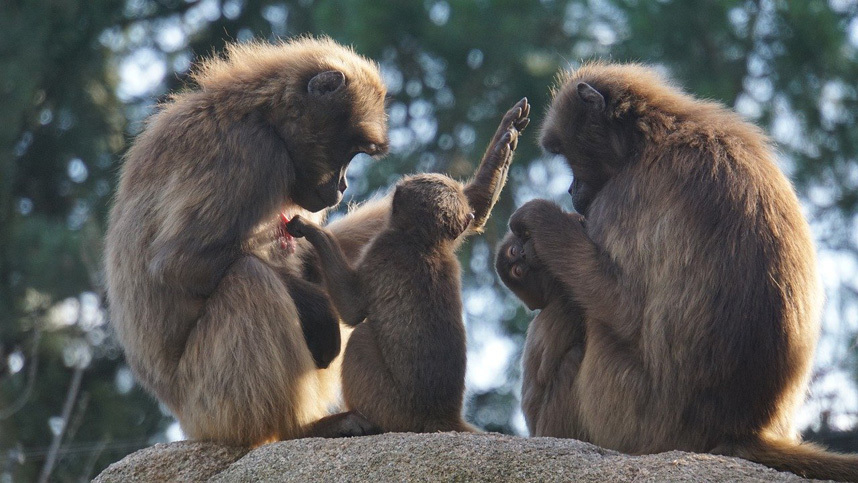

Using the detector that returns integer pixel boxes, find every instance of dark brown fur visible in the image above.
[287,174,475,433]
[105,37,389,445]
[287,101,529,433]
[499,62,858,481]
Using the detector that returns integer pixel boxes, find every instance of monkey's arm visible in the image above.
[287,216,368,326]
[464,98,530,232]
[509,199,640,332]
[325,194,392,263]
[149,112,293,296]
[284,277,341,369]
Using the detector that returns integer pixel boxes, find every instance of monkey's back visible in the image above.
[584,103,821,448]
[350,230,468,424]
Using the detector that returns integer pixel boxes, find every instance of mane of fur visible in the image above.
[554,62,771,160]
[175,36,386,122]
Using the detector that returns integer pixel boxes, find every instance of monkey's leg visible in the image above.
[303,411,381,438]
[521,302,587,439]
[341,324,412,432]
[175,255,328,446]
[284,277,341,369]
[287,217,367,326]
[572,323,661,453]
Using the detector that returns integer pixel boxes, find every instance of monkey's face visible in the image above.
[392,174,473,242]
[540,79,636,215]
[277,70,389,212]
[495,233,550,310]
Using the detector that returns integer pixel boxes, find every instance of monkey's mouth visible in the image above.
[569,178,593,215]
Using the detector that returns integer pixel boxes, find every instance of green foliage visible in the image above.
[2,0,857,479]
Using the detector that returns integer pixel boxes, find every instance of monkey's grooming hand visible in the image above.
[466,97,531,230]
[509,199,586,266]
[285,215,319,239]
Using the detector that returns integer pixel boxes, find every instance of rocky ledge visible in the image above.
[94,432,815,482]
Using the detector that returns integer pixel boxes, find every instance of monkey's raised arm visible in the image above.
[287,215,367,326]
[464,98,530,232]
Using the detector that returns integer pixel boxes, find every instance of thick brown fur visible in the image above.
[105,37,390,446]
[287,101,529,433]
[498,62,858,481]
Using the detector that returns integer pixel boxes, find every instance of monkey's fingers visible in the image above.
[285,216,308,238]
[513,98,531,132]
[509,127,519,152]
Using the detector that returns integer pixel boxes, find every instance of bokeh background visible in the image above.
[2,0,858,480]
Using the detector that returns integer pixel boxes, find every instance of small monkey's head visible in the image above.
[540,63,640,215]
[195,37,389,213]
[391,174,474,243]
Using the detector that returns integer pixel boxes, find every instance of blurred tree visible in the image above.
[1,0,857,479]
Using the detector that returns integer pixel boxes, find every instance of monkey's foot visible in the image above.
[304,411,381,438]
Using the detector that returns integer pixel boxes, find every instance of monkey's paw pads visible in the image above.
[336,412,382,438]
[495,98,531,153]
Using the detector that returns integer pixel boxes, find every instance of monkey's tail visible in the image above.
[733,435,858,482]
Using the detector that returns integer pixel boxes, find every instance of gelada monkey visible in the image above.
[288,101,530,433]
[498,62,858,481]
[106,37,391,445]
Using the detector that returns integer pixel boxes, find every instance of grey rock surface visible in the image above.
[95,432,813,482]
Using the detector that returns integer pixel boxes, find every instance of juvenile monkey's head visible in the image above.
[194,37,389,212]
[540,63,643,215]
[391,174,474,243]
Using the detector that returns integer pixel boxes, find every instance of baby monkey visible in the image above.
[287,173,478,433]
[495,231,587,437]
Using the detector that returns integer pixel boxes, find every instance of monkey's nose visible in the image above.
[338,178,348,194]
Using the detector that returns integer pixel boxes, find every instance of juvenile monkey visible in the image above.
[499,62,858,480]
[495,234,587,439]
[287,174,476,433]
[287,101,530,433]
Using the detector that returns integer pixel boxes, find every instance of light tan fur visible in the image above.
[498,62,857,481]
[106,37,389,445]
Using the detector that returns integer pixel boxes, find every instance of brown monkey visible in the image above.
[286,174,476,433]
[499,62,858,481]
[287,101,530,433]
[495,233,588,439]
[106,37,390,445]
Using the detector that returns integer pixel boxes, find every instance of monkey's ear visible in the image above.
[577,82,606,111]
[308,70,346,96]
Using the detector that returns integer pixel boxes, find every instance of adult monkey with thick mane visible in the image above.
[498,62,858,481]
[105,37,520,446]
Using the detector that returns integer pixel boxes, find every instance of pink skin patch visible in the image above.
[277,213,297,255]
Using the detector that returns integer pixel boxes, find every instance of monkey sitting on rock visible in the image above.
[497,61,858,481]
[287,101,530,433]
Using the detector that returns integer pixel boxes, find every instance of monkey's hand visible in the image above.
[509,199,586,267]
[465,97,530,232]
[285,215,320,240]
